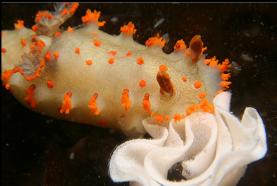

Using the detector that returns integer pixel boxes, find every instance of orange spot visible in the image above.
[174,39,187,52]
[14,20,24,29]
[181,76,187,82]
[2,48,7,54]
[220,81,231,89]
[75,47,80,55]
[67,26,74,32]
[2,69,15,90]
[139,80,146,88]
[126,51,132,57]
[86,59,93,65]
[93,39,101,47]
[107,50,117,56]
[69,3,79,14]
[32,25,39,32]
[198,92,206,99]
[142,93,151,114]
[174,113,183,122]
[25,84,36,108]
[194,80,202,89]
[199,99,214,113]
[54,31,61,38]
[121,89,131,112]
[53,51,59,60]
[218,59,231,72]
[221,73,231,81]
[186,104,199,116]
[60,8,69,16]
[120,22,136,35]
[44,51,52,62]
[60,91,72,114]
[88,93,101,115]
[206,56,218,67]
[145,34,166,48]
[81,9,106,27]
[159,64,168,72]
[47,80,54,89]
[21,39,27,47]
[35,11,53,22]
[136,57,144,65]
[108,58,115,64]
[154,114,164,123]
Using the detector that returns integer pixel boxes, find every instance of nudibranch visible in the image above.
[2,2,229,136]
[1,3,267,186]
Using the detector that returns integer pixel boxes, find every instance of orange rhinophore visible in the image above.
[142,93,151,114]
[47,80,54,89]
[120,22,136,36]
[194,80,202,89]
[25,84,37,108]
[88,93,101,115]
[186,35,204,63]
[121,89,131,112]
[60,91,73,114]
[14,20,24,30]
[136,57,144,65]
[81,9,106,27]
[139,80,146,88]
[145,34,166,48]
[174,39,187,52]
[157,65,175,97]
[21,39,27,47]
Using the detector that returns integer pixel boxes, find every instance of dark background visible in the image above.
[1,3,277,186]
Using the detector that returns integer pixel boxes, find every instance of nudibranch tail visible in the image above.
[1,2,233,136]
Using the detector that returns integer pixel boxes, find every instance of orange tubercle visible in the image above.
[136,57,144,65]
[75,47,80,55]
[81,9,106,27]
[174,39,187,52]
[44,51,52,61]
[25,84,37,108]
[194,80,202,89]
[221,73,231,81]
[159,64,168,72]
[174,113,183,122]
[93,39,101,47]
[181,75,187,82]
[32,25,39,32]
[154,114,164,123]
[220,81,232,89]
[21,39,27,47]
[86,59,93,65]
[54,32,61,38]
[14,20,24,30]
[145,34,166,48]
[35,11,53,22]
[108,58,115,64]
[53,51,59,60]
[126,51,132,57]
[121,89,131,112]
[186,104,199,116]
[2,48,7,54]
[60,91,73,114]
[199,99,214,113]
[198,92,206,99]
[142,93,151,114]
[67,26,74,32]
[88,93,101,115]
[107,50,117,56]
[47,80,54,89]
[139,80,146,88]
[120,22,136,36]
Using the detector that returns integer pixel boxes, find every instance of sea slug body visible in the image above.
[1,2,227,136]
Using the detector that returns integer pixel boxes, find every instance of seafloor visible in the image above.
[1,3,277,186]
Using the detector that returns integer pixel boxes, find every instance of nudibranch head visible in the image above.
[1,3,231,136]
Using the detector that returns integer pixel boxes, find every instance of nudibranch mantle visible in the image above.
[2,3,229,136]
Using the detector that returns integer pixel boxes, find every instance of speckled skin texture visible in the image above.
[2,3,277,186]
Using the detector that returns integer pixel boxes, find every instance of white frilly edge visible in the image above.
[109,92,267,186]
